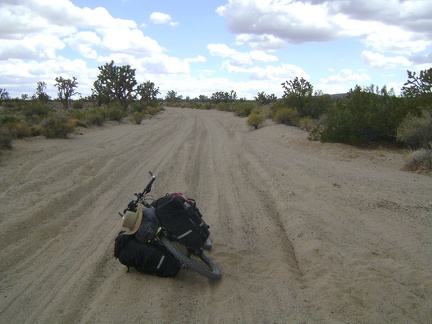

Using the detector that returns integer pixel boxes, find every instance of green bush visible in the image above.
[247,111,266,129]
[299,117,316,131]
[12,120,31,138]
[132,112,144,124]
[146,106,161,115]
[21,101,51,120]
[273,107,298,125]
[403,149,432,172]
[105,103,126,122]
[72,100,84,109]
[0,127,13,150]
[397,110,432,148]
[0,115,31,140]
[216,102,233,112]
[29,125,42,136]
[0,115,19,126]
[320,85,405,146]
[233,102,258,117]
[129,101,146,113]
[85,108,106,126]
[41,113,74,138]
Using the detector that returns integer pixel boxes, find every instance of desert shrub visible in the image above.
[320,85,405,145]
[233,101,258,117]
[70,118,88,128]
[303,94,333,119]
[0,127,13,150]
[105,103,126,122]
[403,149,432,172]
[85,107,106,126]
[29,125,42,136]
[216,102,233,112]
[0,115,19,125]
[132,112,144,124]
[308,115,327,141]
[397,110,432,148]
[247,111,266,129]
[72,100,84,109]
[129,101,146,113]
[12,120,31,138]
[21,101,51,120]
[146,105,161,115]
[69,109,86,120]
[0,115,31,139]
[299,117,316,131]
[41,113,74,138]
[273,107,298,125]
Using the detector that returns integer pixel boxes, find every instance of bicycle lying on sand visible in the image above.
[118,172,221,280]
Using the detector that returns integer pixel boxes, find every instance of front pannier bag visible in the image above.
[152,193,210,249]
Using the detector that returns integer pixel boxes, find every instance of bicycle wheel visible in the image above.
[160,236,221,280]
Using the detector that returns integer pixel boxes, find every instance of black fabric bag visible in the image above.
[114,232,181,277]
[134,208,161,243]
[152,193,210,249]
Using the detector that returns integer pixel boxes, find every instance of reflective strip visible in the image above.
[157,255,165,269]
[177,229,193,239]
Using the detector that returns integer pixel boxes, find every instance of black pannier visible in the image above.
[152,193,210,249]
[134,208,161,243]
[114,232,181,277]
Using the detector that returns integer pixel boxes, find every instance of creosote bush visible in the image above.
[85,108,106,126]
[273,107,298,125]
[247,110,266,129]
[132,112,144,124]
[105,103,126,122]
[0,128,13,150]
[41,113,74,138]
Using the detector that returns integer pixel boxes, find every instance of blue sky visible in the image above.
[1,0,431,100]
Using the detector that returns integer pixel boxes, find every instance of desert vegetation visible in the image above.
[1,64,431,172]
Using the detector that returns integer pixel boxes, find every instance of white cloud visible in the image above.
[149,12,178,26]
[216,0,432,54]
[185,55,206,63]
[207,43,278,66]
[235,34,286,50]
[0,35,65,60]
[0,56,96,98]
[65,31,101,59]
[362,51,412,69]
[101,28,163,55]
[320,69,371,84]
[363,25,431,55]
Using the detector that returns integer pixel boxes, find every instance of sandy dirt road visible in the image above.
[1,107,431,323]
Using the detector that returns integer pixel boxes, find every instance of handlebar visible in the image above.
[143,171,156,195]
[119,171,156,217]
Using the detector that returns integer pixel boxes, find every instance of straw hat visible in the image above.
[121,204,143,235]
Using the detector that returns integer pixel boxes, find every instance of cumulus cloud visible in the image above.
[207,43,278,66]
[216,0,432,54]
[362,51,412,69]
[101,28,163,55]
[149,12,178,26]
[235,34,286,50]
[320,68,371,84]
[0,35,65,60]
[65,31,101,59]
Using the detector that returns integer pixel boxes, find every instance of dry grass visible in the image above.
[403,149,432,173]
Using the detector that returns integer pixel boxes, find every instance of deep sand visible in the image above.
[1,107,431,323]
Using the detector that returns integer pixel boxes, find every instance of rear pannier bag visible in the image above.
[152,193,210,249]
[114,232,181,277]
